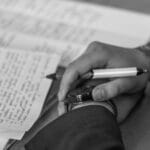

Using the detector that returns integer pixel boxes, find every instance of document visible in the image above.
[0,29,85,66]
[0,0,150,47]
[0,47,60,148]
[0,48,60,131]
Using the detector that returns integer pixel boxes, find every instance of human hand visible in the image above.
[58,42,150,122]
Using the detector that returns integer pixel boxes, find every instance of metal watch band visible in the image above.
[66,100,118,118]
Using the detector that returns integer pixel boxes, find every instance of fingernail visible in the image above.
[92,87,107,101]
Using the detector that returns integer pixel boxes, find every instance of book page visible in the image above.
[0,0,150,47]
[0,29,85,66]
[0,8,143,48]
[0,47,60,134]
[0,3,148,68]
[0,6,87,66]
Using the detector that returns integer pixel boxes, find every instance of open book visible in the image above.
[0,0,150,149]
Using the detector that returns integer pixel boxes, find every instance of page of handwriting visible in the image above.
[0,0,150,47]
[0,47,60,132]
[0,5,145,69]
[0,8,143,48]
[0,29,86,66]
[0,6,89,66]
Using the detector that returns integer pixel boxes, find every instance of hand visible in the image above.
[58,42,150,122]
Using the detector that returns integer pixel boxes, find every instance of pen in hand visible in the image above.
[46,67,148,80]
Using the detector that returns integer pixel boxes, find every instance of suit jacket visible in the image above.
[25,105,124,150]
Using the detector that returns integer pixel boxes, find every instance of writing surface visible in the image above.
[0,47,60,134]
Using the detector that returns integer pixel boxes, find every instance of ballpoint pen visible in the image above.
[46,67,148,110]
[46,67,148,80]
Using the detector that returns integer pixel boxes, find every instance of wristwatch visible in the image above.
[65,86,118,117]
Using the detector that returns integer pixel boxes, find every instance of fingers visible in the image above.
[58,42,109,101]
[92,78,137,101]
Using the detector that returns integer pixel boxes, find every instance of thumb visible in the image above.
[92,78,136,101]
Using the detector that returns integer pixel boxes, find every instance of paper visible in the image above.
[0,0,150,47]
[0,29,85,66]
[0,0,149,67]
[0,48,60,138]
[0,7,86,66]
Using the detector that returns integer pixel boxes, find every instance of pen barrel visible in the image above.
[93,67,138,79]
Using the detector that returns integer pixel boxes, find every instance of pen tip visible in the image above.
[137,68,149,75]
[46,73,56,79]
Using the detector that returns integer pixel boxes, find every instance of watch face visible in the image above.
[65,86,94,104]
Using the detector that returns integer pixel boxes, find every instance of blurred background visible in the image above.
[75,0,150,14]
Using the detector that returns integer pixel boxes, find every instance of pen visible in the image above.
[46,67,148,80]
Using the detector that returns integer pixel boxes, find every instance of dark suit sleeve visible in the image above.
[25,105,125,150]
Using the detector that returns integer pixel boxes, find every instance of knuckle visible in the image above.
[87,41,101,52]
[87,42,109,57]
